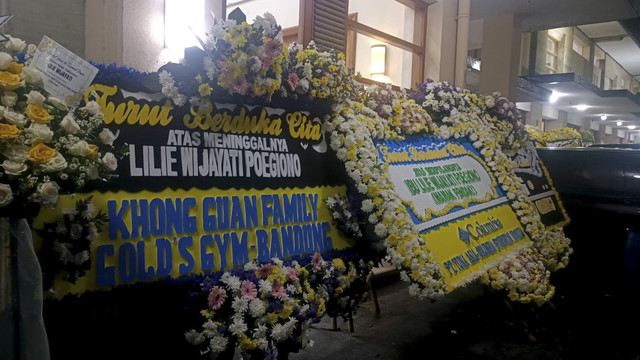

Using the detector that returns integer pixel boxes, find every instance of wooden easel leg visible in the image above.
[369,279,380,315]
[347,311,354,333]
[503,298,536,342]
[331,316,338,330]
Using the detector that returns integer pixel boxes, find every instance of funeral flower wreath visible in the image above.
[157,11,573,355]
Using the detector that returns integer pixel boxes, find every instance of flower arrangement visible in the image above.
[0,36,122,217]
[526,125,545,147]
[35,196,107,292]
[185,259,321,359]
[204,13,285,101]
[481,247,555,306]
[185,253,371,359]
[543,127,583,148]
[409,79,481,124]
[280,41,360,104]
[579,130,594,146]
[364,84,435,135]
[318,257,372,322]
[326,194,363,239]
[483,92,526,152]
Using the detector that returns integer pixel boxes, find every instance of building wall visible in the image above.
[603,52,633,91]
[5,0,85,58]
[121,0,166,72]
[228,0,298,29]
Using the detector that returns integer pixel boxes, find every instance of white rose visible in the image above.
[2,91,18,108]
[60,114,80,134]
[84,101,101,115]
[98,128,116,145]
[38,181,60,205]
[3,109,26,127]
[102,152,118,171]
[2,160,27,175]
[26,123,54,142]
[42,152,67,172]
[21,67,42,84]
[0,52,12,70]
[93,112,105,122]
[47,97,68,111]
[0,183,13,207]
[70,223,83,240]
[68,140,89,156]
[26,90,46,105]
[86,166,99,180]
[6,37,26,52]
[1,143,29,162]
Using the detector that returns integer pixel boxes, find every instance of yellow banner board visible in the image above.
[35,186,354,296]
[424,203,531,289]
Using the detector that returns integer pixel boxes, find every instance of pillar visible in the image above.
[479,14,522,98]
[529,102,544,130]
[454,0,470,88]
[424,0,457,83]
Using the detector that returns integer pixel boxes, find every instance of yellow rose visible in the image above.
[7,62,24,74]
[0,71,24,90]
[0,123,22,141]
[86,144,99,158]
[25,104,53,124]
[27,143,57,163]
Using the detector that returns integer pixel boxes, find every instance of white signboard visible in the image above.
[388,155,495,217]
[30,36,98,101]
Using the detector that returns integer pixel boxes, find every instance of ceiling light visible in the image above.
[575,104,589,111]
[549,91,561,103]
[617,121,623,126]
[600,114,607,120]
[628,125,637,130]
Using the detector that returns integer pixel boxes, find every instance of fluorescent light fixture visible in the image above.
[628,125,637,130]
[370,44,387,76]
[470,59,481,71]
[549,91,561,103]
[617,121,623,126]
[634,175,640,179]
[600,114,607,120]
[575,104,589,111]
[164,0,205,49]
[549,82,559,85]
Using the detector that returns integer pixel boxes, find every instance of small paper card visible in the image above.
[30,36,98,102]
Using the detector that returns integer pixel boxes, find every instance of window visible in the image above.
[572,35,589,60]
[545,35,559,74]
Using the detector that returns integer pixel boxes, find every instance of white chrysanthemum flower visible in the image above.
[228,317,248,337]
[258,279,273,294]
[244,261,258,271]
[222,274,241,291]
[231,296,248,313]
[184,329,205,345]
[249,298,266,317]
[209,334,229,352]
